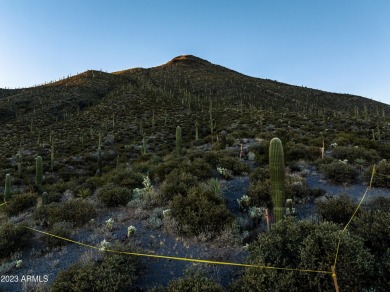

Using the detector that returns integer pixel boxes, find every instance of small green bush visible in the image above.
[333,146,380,164]
[51,246,139,292]
[218,156,249,175]
[0,223,32,259]
[316,194,357,225]
[247,180,272,208]
[184,158,213,180]
[4,192,37,217]
[171,184,234,236]
[319,161,358,184]
[249,167,269,183]
[34,198,96,227]
[160,170,198,200]
[231,218,374,291]
[366,161,390,188]
[44,221,73,247]
[164,271,224,291]
[98,186,132,207]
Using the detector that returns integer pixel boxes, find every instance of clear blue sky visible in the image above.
[1,0,389,104]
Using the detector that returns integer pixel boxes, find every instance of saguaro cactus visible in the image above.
[269,138,285,222]
[4,173,12,201]
[42,191,48,205]
[220,131,227,149]
[36,156,43,192]
[176,126,182,155]
[51,140,55,171]
[97,146,102,175]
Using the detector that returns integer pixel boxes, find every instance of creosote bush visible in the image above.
[160,170,198,200]
[0,223,32,259]
[34,198,97,227]
[98,185,132,207]
[44,221,73,247]
[316,194,358,225]
[319,161,358,184]
[171,183,234,236]
[4,192,38,217]
[230,218,374,291]
[51,244,139,292]
[157,270,224,291]
[366,160,390,187]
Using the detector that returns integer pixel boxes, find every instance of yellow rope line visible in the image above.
[24,226,331,274]
[333,164,376,268]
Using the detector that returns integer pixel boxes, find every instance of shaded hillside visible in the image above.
[0,55,389,181]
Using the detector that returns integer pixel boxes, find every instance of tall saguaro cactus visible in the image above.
[220,131,227,149]
[4,173,12,201]
[36,156,43,192]
[269,138,285,222]
[176,126,182,155]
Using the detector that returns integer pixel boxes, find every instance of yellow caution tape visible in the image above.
[24,226,331,274]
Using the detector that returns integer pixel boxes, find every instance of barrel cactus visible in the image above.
[269,138,285,222]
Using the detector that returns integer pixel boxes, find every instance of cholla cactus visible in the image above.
[217,167,233,179]
[127,225,136,237]
[249,206,264,220]
[105,218,114,231]
[237,195,250,211]
[99,239,110,251]
[162,209,171,218]
[15,260,23,268]
[285,199,296,216]
[143,175,152,190]
[247,151,256,161]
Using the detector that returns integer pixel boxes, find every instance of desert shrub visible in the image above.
[285,143,307,162]
[51,246,139,292]
[230,218,374,291]
[171,184,234,236]
[47,192,62,203]
[163,270,224,292]
[366,160,390,188]
[333,146,380,164]
[105,167,144,189]
[218,156,249,175]
[84,176,106,191]
[251,139,269,165]
[44,221,73,247]
[183,158,213,180]
[247,180,272,208]
[316,194,357,225]
[249,167,269,183]
[34,198,96,227]
[319,161,358,184]
[160,170,198,200]
[350,197,390,258]
[285,173,310,202]
[151,159,182,182]
[98,185,132,207]
[204,151,224,167]
[308,188,326,199]
[4,192,37,217]
[0,223,32,259]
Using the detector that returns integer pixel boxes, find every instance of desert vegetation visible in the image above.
[0,55,389,291]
